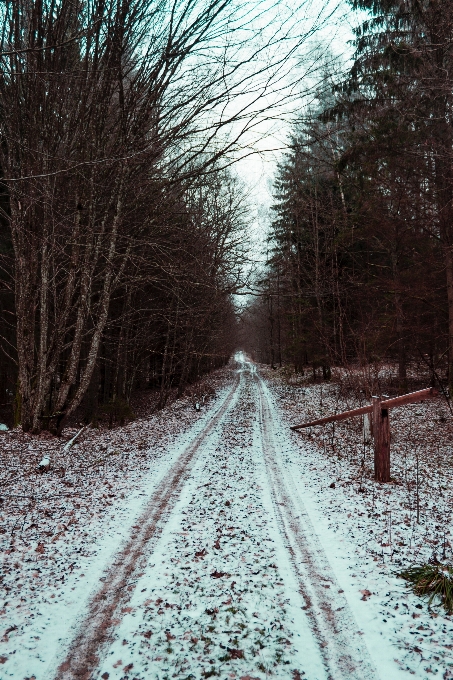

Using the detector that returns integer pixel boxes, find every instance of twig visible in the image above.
[418,350,452,416]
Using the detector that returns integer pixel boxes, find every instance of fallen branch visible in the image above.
[63,425,88,453]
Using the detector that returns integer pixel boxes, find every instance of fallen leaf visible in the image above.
[206,607,219,616]
[51,532,64,542]
[228,647,244,659]
[2,625,17,640]
[211,570,229,578]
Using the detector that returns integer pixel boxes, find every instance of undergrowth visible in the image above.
[398,563,453,614]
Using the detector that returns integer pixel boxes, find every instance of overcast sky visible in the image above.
[233,0,365,269]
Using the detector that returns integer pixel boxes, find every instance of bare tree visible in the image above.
[0,0,324,432]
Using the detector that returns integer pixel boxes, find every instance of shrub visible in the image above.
[398,563,453,614]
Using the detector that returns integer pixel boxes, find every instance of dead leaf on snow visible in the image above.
[210,570,229,578]
[205,607,219,616]
[227,647,244,659]
[2,625,17,641]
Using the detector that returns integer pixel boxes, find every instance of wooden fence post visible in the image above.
[372,397,391,482]
[291,387,437,484]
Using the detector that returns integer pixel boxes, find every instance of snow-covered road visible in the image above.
[3,356,413,679]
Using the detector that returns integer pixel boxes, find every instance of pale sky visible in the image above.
[233,0,365,270]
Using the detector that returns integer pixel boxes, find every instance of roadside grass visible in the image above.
[398,563,453,613]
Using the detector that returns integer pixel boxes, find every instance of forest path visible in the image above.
[54,356,381,680]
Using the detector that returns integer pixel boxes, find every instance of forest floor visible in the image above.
[1,356,453,679]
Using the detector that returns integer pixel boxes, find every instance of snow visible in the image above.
[0,368,233,679]
[37,457,50,470]
[263,364,453,679]
[1,357,453,679]
[94,365,325,679]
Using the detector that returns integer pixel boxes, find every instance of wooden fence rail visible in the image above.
[290,387,438,482]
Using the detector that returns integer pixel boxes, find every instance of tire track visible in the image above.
[55,374,241,680]
[253,367,377,680]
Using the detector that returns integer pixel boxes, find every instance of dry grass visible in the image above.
[398,563,453,614]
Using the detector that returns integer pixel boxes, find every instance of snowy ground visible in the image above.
[264,363,453,679]
[1,357,452,679]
